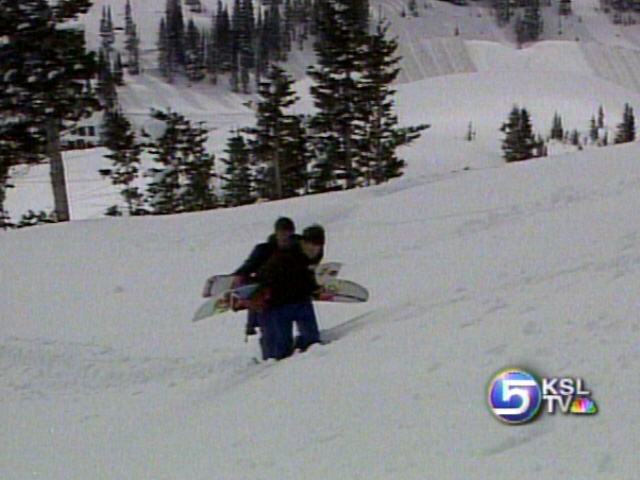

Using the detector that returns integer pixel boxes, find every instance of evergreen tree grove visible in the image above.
[0,0,101,222]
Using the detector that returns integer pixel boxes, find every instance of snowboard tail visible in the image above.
[316,278,369,303]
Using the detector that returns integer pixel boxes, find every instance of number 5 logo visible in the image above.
[488,369,542,425]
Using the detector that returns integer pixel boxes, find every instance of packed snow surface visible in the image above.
[3,0,640,477]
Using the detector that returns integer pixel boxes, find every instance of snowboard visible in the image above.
[193,283,261,321]
[312,261,342,285]
[315,278,369,303]
[201,261,342,298]
[193,266,368,322]
[201,274,236,298]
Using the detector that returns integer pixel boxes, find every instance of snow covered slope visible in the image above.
[2,3,640,478]
[2,134,640,479]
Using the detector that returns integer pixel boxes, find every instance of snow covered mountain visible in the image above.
[2,0,640,478]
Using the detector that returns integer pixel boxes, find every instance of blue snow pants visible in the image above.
[293,300,321,352]
[258,301,320,360]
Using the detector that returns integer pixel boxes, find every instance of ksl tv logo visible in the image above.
[488,368,598,425]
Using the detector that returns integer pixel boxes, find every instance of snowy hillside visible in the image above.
[3,0,640,478]
[3,131,640,479]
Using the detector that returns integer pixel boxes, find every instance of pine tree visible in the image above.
[466,121,474,141]
[221,130,254,206]
[130,23,141,75]
[598,105,605,129]
[229,33,240,92]
[284,0,296,50]
[308,0,370,190]
[255,8,271,89]
[125,0,134,37]
[550,111,564,140]
[0,0,101,222]
[278,115,310,196]
[266,0,285,62]
[517,0,543,44]
[166,0,186,71]
[358,19,428,184]
[99,107,145,215]
[518,107,536,158]
[144,109,217,214]
[158,18,173,80]
[185,19,205,83]
[244,64,303,199]
[501,106,522,162]
[614,103,635,144]
[206,23,218,84]
[229,0,242,92]
[589,115,599,142]
[113,52,125,86]
[570,128,581,146]
[240,61,251,94]
[213,2,232,73]
[298,0,313,46]
[97,48,118,109]
[501,105,537,162]
[236,0,255,93]
[124,0,141,75]
[100,6,115,56]
[493,0,512,25]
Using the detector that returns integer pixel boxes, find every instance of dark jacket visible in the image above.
[233,234,323,282]
[233,234,282,281]
[255,246,320,308]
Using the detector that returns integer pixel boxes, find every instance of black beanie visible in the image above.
[303,224,325,245]
[274,217,295,232]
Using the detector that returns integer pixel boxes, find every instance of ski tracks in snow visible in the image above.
[0,336,253,402]
[0,309,400,403]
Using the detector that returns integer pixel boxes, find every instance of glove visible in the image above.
[246,288,270,313]
[314,286,334,301]
[229,292,242,311]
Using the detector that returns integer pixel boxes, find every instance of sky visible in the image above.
[2,0,640,478]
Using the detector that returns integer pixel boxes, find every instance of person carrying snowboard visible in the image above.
[231,217,298,337]
[248,224,326,360]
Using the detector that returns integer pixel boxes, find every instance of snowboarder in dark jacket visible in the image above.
[249,225,326,360]
[232,217,297,336]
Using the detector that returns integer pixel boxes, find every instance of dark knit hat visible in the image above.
[302,224,325,245]
[274,217,295,232]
